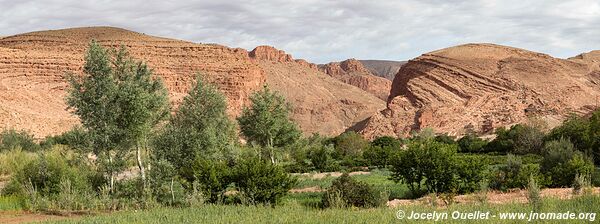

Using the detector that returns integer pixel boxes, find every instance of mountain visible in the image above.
[0,27,383,137]
[357,43,600,139]
[319,59,392,100]
[358,60,406,80]
[248,46,385,135]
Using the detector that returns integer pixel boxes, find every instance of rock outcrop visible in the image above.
[0,27,265,137]
[320,59,392,100]
[358,43,600,139]
[359,60,406,80]
[248,47,386,136]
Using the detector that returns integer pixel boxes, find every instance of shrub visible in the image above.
[434,134,457,145]
[0,148,35,176]
[40,126,90,150]
[489,155,549,190]
[457,134,488,153]
[526,175,542,211]
[0,129,39,152]
[370,136,401,149]
[545,114,593,153]
[232,157,296,206]
[363,145,394,168]
[486,124,544,154]
[3,148,95,197]
[308,144,337,172]
[332,131,369,159]
[390,140,485,195]
[572,173,592,195]
[147,159,188,206]
[192,159,232,204]
[321,174,385,208]
[541,139,595,187]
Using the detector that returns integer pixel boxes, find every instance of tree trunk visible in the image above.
[108,151,114,194]
[136,143,146,189]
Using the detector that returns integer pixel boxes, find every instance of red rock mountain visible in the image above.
[319,59,392,100]
[248,46,385,135]
[0,27,383,137]
[358,43,600,139]
[359,60,406,80]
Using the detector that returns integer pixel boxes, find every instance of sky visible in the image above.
[1,0,599,63]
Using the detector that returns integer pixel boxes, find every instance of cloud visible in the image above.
[1,0,599,63]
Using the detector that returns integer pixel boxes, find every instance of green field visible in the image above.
[44,195,599,224]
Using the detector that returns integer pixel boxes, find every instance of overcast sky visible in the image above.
[1,0,599,63]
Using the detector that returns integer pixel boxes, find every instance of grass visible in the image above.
[0,196,24,211]
[45,195,600,224]
[295,169,414,200]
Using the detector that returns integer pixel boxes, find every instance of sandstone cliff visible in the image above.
[358,43,600,139]
[359,60,406,80]
[320,59,392,100]
[0,27,265,137]
[248,46,386,136]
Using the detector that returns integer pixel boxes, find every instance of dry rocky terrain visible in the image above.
[358,43,600,139]
[359,60,406,80]
[0,27,383,137]
[248,46,385,135]
[320,59,392,101]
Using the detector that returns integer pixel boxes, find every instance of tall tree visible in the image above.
[66,42,169,191]
[237,85,300,163]
[153,76,237,180]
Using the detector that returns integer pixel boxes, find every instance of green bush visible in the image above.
[147,159,187,206]
[364,136,401,168]
[457,134,488,153]
[3,149,95,197]
[40,126,90,150]
[390,140,485,195]
[434,134,457,145]
[232,157,297,206]
[545,114,593,153]
[486,124,544,154]
[332,131,369,159]
[192,159,232,204]
[489,155,549,190]
[308,144,337,172]
[321,173,386,208]
[541,139,595,187]
[0,129,40,152]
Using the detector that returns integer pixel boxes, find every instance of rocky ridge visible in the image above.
[319,59,392,100]
[358,43,600,139]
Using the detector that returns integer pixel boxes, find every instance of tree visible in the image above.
[112,47,170,187]
[153,76,238,180]
[237,85,300,163]
[66,42,125,191]
[332,131,369,158]
[541,139,594,187]
[67,43,169,191]
[231,157,297,206]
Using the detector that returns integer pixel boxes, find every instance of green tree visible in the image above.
[67,43,169,191]
[232,157,297,206]
[333,131,369,158]
[153,76,237,179]
[541,139,594,187]
[237,85,300,163]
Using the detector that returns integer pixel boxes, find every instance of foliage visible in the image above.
[331,131,369,159]
[364,136,401,168]
[153,76,237,179]
[237,85,300,163]
[390,140,485,195]
[457,134,488,153]
[486,124,544,154]
[434,134,457,145]
[0,129,40,152]
[489,154,549,190]
[3,148,95,197]
[192,158,232,204]
[66,42,169,191]
[321,174,386,208]
[40,126,90,150]
[545,114,593,154]
[232,157,297,206]
[0,148,35,176]
[526,175,542,211]
[541,139,595,187]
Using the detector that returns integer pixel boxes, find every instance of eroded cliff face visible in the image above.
[320,59,392,101]
[358,43,600,139]
[248,46,386,136]
[0,27,265,137]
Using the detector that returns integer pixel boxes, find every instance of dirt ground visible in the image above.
[387,187,600,208]
[0,211,74,224]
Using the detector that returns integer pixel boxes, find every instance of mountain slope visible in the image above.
[359,60,406,80]
[358,43,600,139]
[319,59,392,101]
[249,46,386,136]
[0,27,266,137]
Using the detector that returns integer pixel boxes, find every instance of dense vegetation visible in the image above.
[0,42,599,223]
